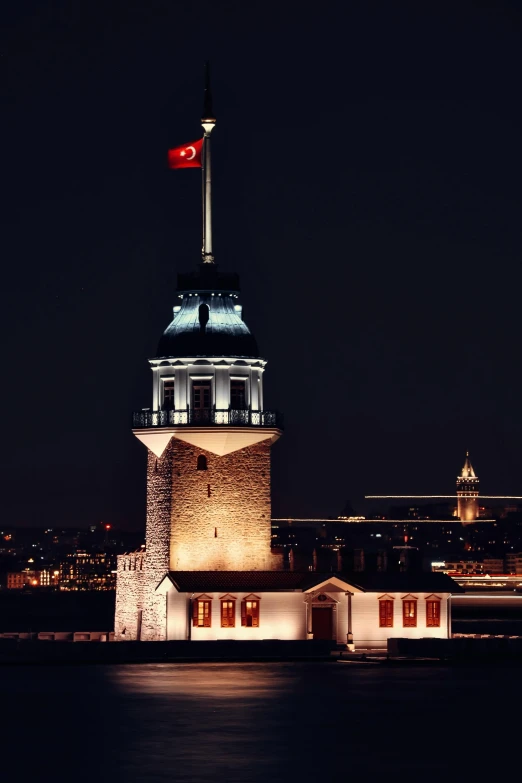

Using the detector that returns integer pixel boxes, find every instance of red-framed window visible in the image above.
[402,599,417,628]
[221,599,236,628]
[193,598,212,627]
[241,597,260,627]
[379,599,394,628]
[426,599,441,627]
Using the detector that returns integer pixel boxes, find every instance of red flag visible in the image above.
[167,138,203,169]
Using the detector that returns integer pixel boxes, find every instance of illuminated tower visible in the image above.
[456,452,479,524]
[115,67,283,641]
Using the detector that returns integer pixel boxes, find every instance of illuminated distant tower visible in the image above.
[456,452,479,524]
[114,65,283,642]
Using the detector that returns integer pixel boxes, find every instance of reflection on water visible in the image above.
[1,661,521,782]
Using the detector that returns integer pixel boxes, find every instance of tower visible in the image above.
[456,452,479,524]
[114,67,283,642]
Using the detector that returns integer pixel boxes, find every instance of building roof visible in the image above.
[156,264,259,359]
[459,451,477,479]
[165,571,464,594]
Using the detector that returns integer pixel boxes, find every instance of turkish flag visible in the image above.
[167,138,203,169]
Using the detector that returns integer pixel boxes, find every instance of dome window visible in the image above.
[197,455,207,471]
[198,303,210,333]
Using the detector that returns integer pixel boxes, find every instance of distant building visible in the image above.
[482,557,504,574]
[457,452,480,524]
[7,569,59,589]
[505,553,522,575]
[59,552,116,591]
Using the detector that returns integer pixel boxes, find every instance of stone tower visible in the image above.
[456,452,479,524]
[114,68,283,642]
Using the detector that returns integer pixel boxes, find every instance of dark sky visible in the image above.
[3,1,522,529]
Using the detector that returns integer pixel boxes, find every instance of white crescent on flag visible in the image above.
[185,146,196,160]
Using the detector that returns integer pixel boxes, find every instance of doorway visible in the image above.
[192,381,211,423]
[312,606,333,640]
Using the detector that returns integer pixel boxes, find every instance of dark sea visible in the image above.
[2,661,520,781]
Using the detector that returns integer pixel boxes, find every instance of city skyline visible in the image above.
[3,3,522,530]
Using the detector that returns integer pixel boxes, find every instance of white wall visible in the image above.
[167,589,189,640]
[164,588,451,646]
[151,358,265,413]
[351,592,450,648]
[167,591,307,641]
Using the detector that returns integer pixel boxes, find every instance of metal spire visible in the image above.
[201,62,216,263]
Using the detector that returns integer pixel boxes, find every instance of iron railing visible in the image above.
[132,408,283,429]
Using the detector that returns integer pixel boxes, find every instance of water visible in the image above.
[2,661,520,781]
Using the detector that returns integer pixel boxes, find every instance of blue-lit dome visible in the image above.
[156,265,259,359]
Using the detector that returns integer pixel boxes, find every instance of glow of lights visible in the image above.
[365,495,522,499]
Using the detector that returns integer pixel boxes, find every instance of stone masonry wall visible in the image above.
[115,435,282,642]
[170,439,277,571]
[140,442,174,640]
[114,553,145,640]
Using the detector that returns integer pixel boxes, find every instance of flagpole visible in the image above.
[201,62,216,264]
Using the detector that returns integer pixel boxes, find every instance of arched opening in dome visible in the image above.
[198,303,210,333]
[197,455,208,471]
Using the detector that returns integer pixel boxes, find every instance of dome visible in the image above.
[156,292,259,358]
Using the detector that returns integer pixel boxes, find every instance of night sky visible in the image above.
[3,1,522,530]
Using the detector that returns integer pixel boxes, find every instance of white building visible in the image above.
[155,572,457,650]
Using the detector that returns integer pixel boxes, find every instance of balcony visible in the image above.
[132,408,283,429]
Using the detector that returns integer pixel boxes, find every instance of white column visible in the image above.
[306,599,313,640]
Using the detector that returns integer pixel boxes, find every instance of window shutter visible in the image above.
[379,600,393,628]
[403,600,417,628]
[203,601,211,628]
[192,600,198,627]
[426,600,440,627]
[241,600,246,626]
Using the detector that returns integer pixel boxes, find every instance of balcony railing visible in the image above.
[132,408,283,429]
